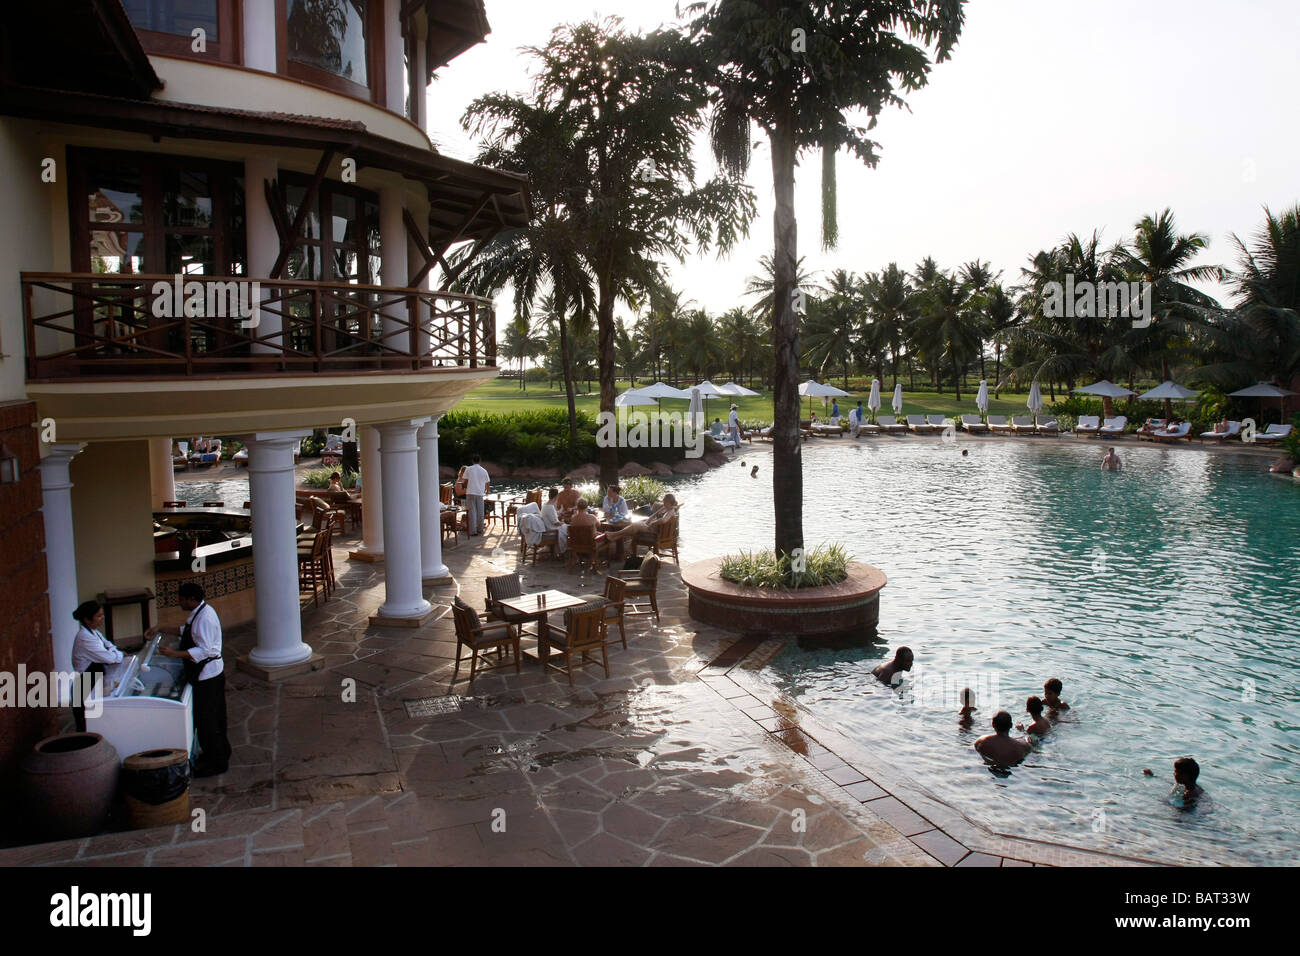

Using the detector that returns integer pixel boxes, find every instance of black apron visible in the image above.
[179,602,221,684]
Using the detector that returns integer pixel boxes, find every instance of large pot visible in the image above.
[19,733,120,840]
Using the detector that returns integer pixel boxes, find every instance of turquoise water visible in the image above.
[667,439,1300,865]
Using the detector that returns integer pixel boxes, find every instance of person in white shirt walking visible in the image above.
[147,583,230,777]
[463,455,491,536]
[70,600,123,733]
[728,404,742,446]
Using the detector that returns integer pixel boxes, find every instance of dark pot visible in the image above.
[19,732,120,840]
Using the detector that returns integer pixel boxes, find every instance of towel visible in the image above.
[518,511,546,546]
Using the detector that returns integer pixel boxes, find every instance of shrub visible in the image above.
[619,476,668,507]
[524,367,551,383]
[718,543,852,590]
[1280,414,1300,460]
[302,468,358,490]
[300,431,326,458]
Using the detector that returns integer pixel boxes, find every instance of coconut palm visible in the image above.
[862,263,914,389]
[743,254,818,323]
[500,315,546,391]
[614,319,647,387]
[803,268,862,387]
[909,271,981,400]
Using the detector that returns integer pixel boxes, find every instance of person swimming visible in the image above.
[1043,677,1070,711]
[1170,756,1205,808]
[1101,447,1122,471]
[872,646,913,686]
[958,687,977,727]
[750,465,759,478]
[974,710,1032,767]
[1016,695,1052,736]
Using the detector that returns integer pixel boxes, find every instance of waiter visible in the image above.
[70,600,123,732]
[147,582,230,777]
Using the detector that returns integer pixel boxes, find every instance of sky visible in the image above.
[427,0,1300,322]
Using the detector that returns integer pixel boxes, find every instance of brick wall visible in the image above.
[0,401,57,825]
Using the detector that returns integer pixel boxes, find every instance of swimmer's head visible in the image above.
[1044,677,1063,697]
[960,687,976,709]
[1026,695,1044,717]
[1174,757,1200,787]
[961,449,968,456]
[894,646,914,670]
[992,710,1013,733]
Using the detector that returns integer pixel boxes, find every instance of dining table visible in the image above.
[495,589,591,665]
[596,512,644,560]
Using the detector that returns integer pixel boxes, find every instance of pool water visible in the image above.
[666,439,1300,865]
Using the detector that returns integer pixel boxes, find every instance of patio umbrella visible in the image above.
[717,381,759,397]
[1229,382,1297,425]
[1139,380,1199,421]
[634,380,691,415]
[1027,380,1043,425]
[976,380,989,418]
[892,383,904,416]
[688,387,705,432]
[799,380,849,418]
[615,387,658,408]
[1074,379,1138,419]
[693,379,728,421]
[868,379,881,423]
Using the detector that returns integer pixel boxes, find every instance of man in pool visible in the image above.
[1171,757,1205,808]
[872,646,913,686]
[974,711,1032,766]
[1101,447,1122,471]
[1016,695,1052,736]
[1043,677,1070,712]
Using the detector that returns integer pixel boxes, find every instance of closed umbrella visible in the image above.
[1139,380,1199,422]
[976,380,989,418]
[798,380,850,418]
[868,379,881,423]
[892,383,904,416]
[688,387,705,432]
[1027,380,1043,424]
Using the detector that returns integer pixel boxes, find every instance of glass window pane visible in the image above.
[88,170,145,226]
[91,230,147,274]
[167,234,216,276]
[331,193,357,244]
[164,170,213,228]
[287,245,322,281]
[122,0,219,40]
[285,185,321,240]
[287,0,368,84]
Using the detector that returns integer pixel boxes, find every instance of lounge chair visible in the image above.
[1253,423,1294,444]
[1075,415,1101,437]
[233,446,248,467]
[1036,418,1059,436]
[189,438,221,467]
[960,414,989,434]
[854,419,881,436]
[172,441,189,470]
[906,414,935,434]
[1135,418,1167,437]
[1010,416,1036,435]
[927,415,954,435]
[811,422,844,437]
[1200,421,1242,443]
[1099,416,1128,438]
[877,415,907,434]
[987,415,1014,434]
[1151,422,1192,443]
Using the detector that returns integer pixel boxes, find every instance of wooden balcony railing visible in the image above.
[22,273,496,380]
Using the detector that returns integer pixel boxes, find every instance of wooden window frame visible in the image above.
[126,0,241,66]
[279,171,380,285]
[276,0,386,107]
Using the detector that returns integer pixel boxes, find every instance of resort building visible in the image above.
[0,1,530,791]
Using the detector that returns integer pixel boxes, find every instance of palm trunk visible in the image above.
[770,116,803,559]
[994,343,1002,396]
[557,315,579,449]
[953,356,962,402]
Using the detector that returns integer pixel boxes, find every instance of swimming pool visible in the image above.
[668,438,1300,865]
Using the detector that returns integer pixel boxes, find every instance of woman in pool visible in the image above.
[1016,696,1051,736]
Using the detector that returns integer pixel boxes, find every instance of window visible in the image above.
[122,0,219,39]
[287,0,368,84]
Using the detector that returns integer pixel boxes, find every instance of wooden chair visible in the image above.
[580,575,627,651]
[441,507,463,547]
[517,520,558,565]
[484,573,536,634]
[538,602,609,685]
[451,598,521,684]
[633,514,679,564]
[618,554,661,622]
[308,496,346,537]
[525,488,543,507]
[440,483,454,506]
[566,522,608,572]
[163,501,187,509]
[297,529,331,608]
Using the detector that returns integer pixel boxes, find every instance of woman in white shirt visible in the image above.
[70,600,123,732]
[541,487,567,554]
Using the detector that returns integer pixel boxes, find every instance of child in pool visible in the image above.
[1016,696,1051,736]
[958,687,977,728]
[1043,677,1070,712]
[1169,757,1205,809]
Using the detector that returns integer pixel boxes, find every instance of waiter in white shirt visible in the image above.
[70,600,123,732]
[463,454,491,536]
[728,404,742,446]
[147,582,230,776]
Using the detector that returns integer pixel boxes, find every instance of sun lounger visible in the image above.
[877,416,907,434]
[1036,418,1059,436]
[906,414,935,434]
[1010,416,1036,435]
[1151,422,1193,442]
[927,415,954,435]
[960,414,989,434]
[1099,416,1128,437]
[1074,415,1101,437]
[172,441,189,470]
[852,416,881,436]
[987,415,1013,434]
[1135,418,1167,437]
[1253,423,1294,444]
[811,423,844,437]
[1200,421,1242,443]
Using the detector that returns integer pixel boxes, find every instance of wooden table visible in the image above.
[597,513,643,560]
[484,492,524,531]
[496,590,589,665]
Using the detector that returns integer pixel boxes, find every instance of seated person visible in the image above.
[606,493,678,547]
[1042,677,1069,711]
[1016,696,1052,736]
[872,646,913,686]
[328,471,345,493]
[555,477,581,520]
[974,711,1032,766]
[453,465,468,498]
[601,484,629,521]
[567,498,604,540]
[710,418,725,438]
[540,488,567,553]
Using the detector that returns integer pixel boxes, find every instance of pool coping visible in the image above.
[700,635,1186,868]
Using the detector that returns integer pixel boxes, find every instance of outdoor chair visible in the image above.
[538,602,609,685]
[630,514,679,564]
[1010,416,1036,435]
[308,496,346,536]
[1199,421,1242,443]
[1151,422,1193,443]
[566,522,609,572]
[1075,415,1101,437]
[905,414,934,434]
[1253,424,1294,444]
[927,415,952,433]
[172,442,189,470]
[440,483,455,506]
[1136,418,1168,437]
[516,507,558,564]
[618,554,661,622]
[1099,416,1128,437]
[484,573,537,635]
[451,597,521,684]
[1036,418,1060,436]
[441,506,463,547]
[987,415,1013,434]
[297,527,333,608]
[579,575,628,651]
[960,414,989,434]
[877,415,907,435]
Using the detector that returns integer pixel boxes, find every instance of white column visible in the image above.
[243,0,277,72]
[379,184,408,354]
[377,417,431,619]
[148,438,176,508]
[245,155,281,353]
[384,0,405,114]
[38,443,86,677]
[245,430,314,668]
[413,15,428,132]
[351,425,384,560]
[417,417,450,582]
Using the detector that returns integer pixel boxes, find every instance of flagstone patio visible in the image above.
[2,519,1132,867]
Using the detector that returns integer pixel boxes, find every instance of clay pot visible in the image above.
[19,732,120,839]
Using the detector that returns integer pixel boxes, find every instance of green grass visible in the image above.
[462,377,1041,422]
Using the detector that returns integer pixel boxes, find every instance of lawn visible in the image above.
[458,377,1039,422]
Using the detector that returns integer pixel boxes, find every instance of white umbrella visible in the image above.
[892,383,904,416]
[1074,379,1137,419]
[693,380,728,420]
[868,379,881,422]
[976,379,989,416]
[799,379,850,418]
[615,388,657,407]
[688,387,705,432]
[636,381,691,400]
[1230,382,1297,423]
[1027,380,1043,422]
[718,381,759,397]
[1140,380,1200,421]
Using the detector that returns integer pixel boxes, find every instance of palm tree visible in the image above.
[743,254,817,323]
[614,318,646,387]
[981,282,1021,397]
[500,315,546,390]
[910,271,981,401]
[803,268,862,387]
[862,263,913,389]
[680,309,722,380]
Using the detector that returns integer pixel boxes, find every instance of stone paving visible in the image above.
[2,513,1139,867]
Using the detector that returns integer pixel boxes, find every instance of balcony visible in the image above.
[22,272,496,382]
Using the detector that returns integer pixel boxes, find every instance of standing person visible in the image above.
[831,397,840,422]
[70,600,123,733]
[1101,447,1122,471]
[848,401,864,437]
[463,455,491,536]
[728,403,742,445]
[147,583,229,777]
[601,483,629,521]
